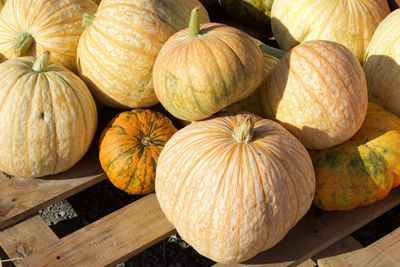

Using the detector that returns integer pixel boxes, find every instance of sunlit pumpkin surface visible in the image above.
[0,0,98,72]
[99,109,177,195]
[156,114,315,263]
[153,22,264,121]
[364,9,400,117]
[263,40,368,150]
[0,55,97,178]
[77,0,210,109]
[311,104,400,211]
[271,0,390,62]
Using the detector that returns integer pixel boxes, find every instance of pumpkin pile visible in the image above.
[1,0,400,264]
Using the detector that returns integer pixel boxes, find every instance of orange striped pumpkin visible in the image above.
[262,40,368,150]
[271,0,390,62]
[0,0,98,72]
[77,0,210,109]
[99,109,177,195]
[0,52,97,178]
[156,113,315,263]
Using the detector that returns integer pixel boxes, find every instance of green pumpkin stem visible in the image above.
[14,32,34,57]
[259,43,286,59]
[32,52,51,73]
[233,115,255,143]
[189,7,201,37]
[82,13,96,28]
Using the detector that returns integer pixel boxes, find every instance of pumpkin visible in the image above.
[99,109,177,195]
[77,0,210,109]
[364,9,400,116]
[262,40,368,150]
[0,52,97,178]
[0,0,98,72]
[222,41,281,118]
[271,0,390,62]
[153,8,264,121]
[156,113,315,263]
[0,0,5,10]
[219,0,273,27]
[311,104,400,211]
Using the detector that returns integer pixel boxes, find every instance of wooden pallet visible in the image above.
[1,0,400,266]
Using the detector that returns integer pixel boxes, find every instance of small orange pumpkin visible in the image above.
[99,109,177,195]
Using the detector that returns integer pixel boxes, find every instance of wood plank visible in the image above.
[20,194,175,267]
[0,215,58,266]
[0,149,107,230]
[214,188,400,266]
[321,227,400,267]
[316,237,363,267]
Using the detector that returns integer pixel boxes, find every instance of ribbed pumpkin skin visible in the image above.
[220,0,273,27]
[271,0,390,62]
[0,0,98,72]
[262,40,368,150]
[223,52,279,118]
[364,9,400,116]
[0,57,97,178]
[153,23,264,121]
[99,109,176,195]
[77,0,210,109]
[156,114,315,263]
[311,104,400,211]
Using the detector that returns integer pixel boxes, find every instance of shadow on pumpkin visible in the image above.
[387,0,400,10]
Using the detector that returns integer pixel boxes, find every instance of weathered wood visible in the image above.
[0,150,107,230]
[214,188,400,266]
[20,194,175,267]
[320,227,400,267]
[315,237,363,267]
[0,215,58,266]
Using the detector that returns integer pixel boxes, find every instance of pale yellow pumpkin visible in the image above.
[262,40,368,150]
[156,113,315,263]
[0,53,97,178]
[0,0,98,72]
[77,0,210,109]
[364,9,400,116]
[271,0,390,62]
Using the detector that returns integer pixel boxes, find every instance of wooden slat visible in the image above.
[321,227,400,267]
[214,188,400,266]
[0,215,58,266]
[20,194,175,267]
[315,236,363,263]
[316,237,363,267]
[0,149,107,230]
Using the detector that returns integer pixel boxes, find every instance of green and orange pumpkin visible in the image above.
[99,109,177,195]
[153,8,264,121]
[311,104,400,211]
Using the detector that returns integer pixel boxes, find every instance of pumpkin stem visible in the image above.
[141,136,155,146]
[189,7,201,37]
[82,13,96,28]
[259,43,286,59]
[32,52,51,73]
[14,32,34,57]
[233,115,255,143]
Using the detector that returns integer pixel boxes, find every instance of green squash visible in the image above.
[220,0,273,27]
